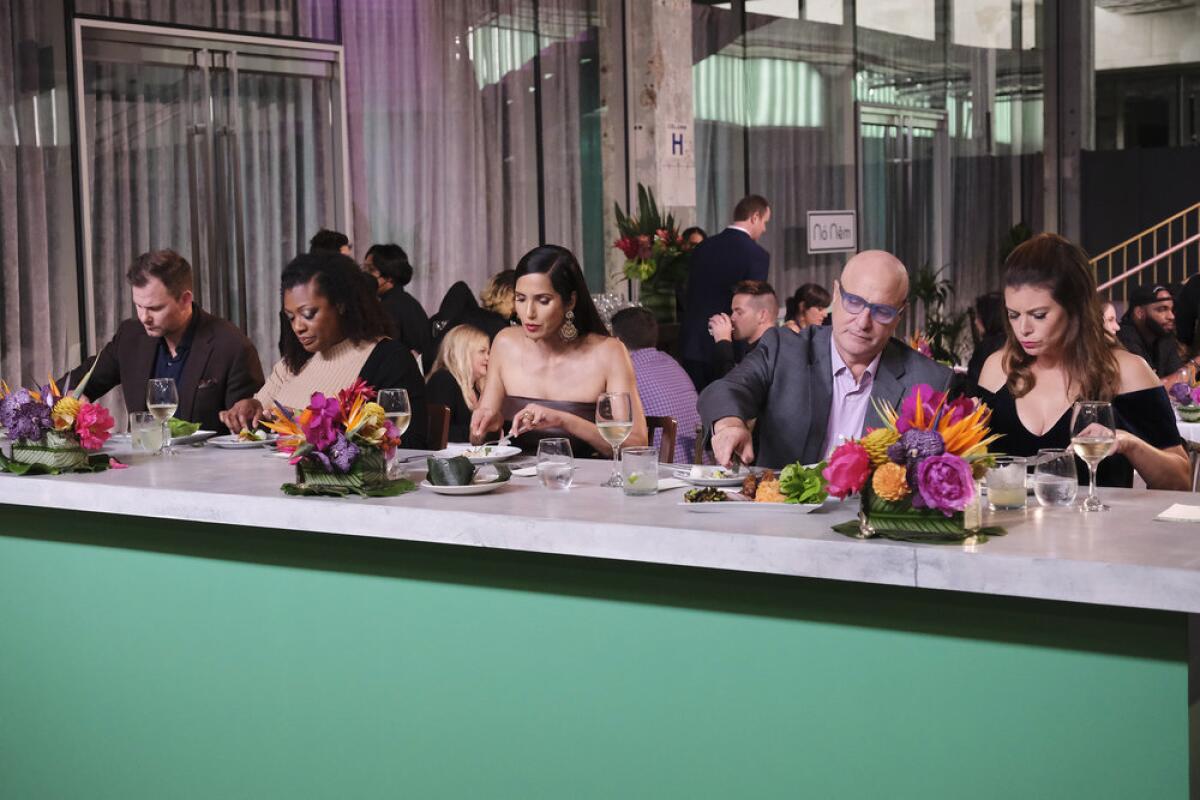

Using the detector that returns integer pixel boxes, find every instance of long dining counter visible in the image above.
[1,443,1195,798]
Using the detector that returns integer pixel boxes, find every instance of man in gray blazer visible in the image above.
[699,250,952,468]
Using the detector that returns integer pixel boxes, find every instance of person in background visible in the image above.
[679,194,771,390]
[220,251,427,447]
[423,270,514,372]
[426,324,489,444]
[699,250,951,469]
[709,280,779,379]
[680,226,707,251]
[1173,273,1200,350]
[1101,302,1121,337]
[309,229,352,257]
[965,291,1007,390]
[66,250,264,434]
[469,245,647,457]
[610,307,700,464]
[364,243,431,361]
[784,283,831,333]
[976,234,1187,489]
[1116,284,1187,386]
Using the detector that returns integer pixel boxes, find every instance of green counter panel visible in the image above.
[0,506,1189,798]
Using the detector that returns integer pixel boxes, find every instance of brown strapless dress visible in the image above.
[501,395,598,458]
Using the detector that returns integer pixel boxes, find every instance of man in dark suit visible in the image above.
[67,250,265,433]
[699,251,952,469]
[679,194,771,390]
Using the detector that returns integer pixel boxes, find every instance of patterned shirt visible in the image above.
[629,348,701,465]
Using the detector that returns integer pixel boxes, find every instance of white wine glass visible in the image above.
[1069,400,1116,512]
[596,391,633,488]
[377,388,412,479]
[146,377,179,456]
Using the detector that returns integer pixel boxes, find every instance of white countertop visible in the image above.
[2,443,1199,614]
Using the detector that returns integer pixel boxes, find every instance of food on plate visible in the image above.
[739,469,774,499]
[753,479,786,503]
[426,455,511,486]
[689,465,732,480]
[683,487,727,503]
[237,428,269,442]
[167,418,201,438]
[461,445,496,458]
[739,462,829,504]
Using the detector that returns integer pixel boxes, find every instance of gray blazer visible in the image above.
[698,325,952,468]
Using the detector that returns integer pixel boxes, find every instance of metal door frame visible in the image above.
[855,103,951,276]
[71,18,351,352]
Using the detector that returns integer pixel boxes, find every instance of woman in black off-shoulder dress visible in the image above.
[975,233,1188,490]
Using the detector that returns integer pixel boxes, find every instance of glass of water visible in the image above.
[129,412,163,454]
[986,456,1028,511]
[621,446,658,496]
[536,437,574,490]
[1034,449,1078,507]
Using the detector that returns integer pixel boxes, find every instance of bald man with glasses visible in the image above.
[698,250,952,469]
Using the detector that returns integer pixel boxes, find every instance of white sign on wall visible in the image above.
[806,210,857,253]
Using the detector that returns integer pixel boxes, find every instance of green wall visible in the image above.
[0,506,1189,798]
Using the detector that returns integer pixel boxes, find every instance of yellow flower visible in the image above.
[872,462,910,502]
[861,427,900,467]
[51,397,82,431]
[349,401,388,446]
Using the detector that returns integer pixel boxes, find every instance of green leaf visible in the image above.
[779,461,828,504]
[426,455,476,486]
[167,418,201,438]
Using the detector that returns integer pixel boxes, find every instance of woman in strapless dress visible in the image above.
[470,245,647,459]
[975,233,1187,489]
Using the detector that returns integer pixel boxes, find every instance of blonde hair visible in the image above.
[480,270,515,316]
[428,324,488,409]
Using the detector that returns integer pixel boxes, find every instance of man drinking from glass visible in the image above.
[698,250,952,469]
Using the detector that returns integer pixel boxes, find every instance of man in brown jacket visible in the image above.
[67,250,265,433]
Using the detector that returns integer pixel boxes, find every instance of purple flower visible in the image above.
[0,389,52,442]
[301,393,341,450]
[1169,382,1192,406]
[916,455,975,517]
[328,433,360,474]
[890,429,945,465]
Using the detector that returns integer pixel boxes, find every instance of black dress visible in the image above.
[359,338,429,450]
[976,385,1182,487]
[425,369,473,444]
[379,287,432,359]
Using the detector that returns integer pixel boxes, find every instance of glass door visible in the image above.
[857,104,949,284]
[73,19,349,363]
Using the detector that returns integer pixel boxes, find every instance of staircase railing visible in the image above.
[1091,202,1200,303]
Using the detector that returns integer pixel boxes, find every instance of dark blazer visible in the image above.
[358,338,429,450]
[67,308,264,434]
[425,369,472,444]
[380,287,432,360]
[679,227,769,382]
[698,325,953,468]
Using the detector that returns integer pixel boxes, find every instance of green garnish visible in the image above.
[779,461,829,504]
[167,418,201,438]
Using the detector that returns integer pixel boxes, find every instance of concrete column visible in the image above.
[1043,0,1094,240]
[599,0,696,292]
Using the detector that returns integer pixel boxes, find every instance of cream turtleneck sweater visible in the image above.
[254,338,378,411]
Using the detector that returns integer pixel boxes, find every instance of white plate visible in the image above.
[433,444,522,464]
[420,478,509,495]
[680,491,823,513]
[208,433,279,449]
[109,430,217,447]
[673,466,749,487]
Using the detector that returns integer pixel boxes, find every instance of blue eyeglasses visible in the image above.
[839,286,902,324]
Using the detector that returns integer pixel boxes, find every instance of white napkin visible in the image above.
[656,478,689,491]
[1155,503,1200,523]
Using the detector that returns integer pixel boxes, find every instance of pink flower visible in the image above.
[915,454,975,516]
[108,458,129,470]
[300,393,341,450]
[896,385,973,433]
[1192,386,1200,406]
[337,379,376,411]
[822,441,871,499]
[614,237,640,260]
[74,403,114,451]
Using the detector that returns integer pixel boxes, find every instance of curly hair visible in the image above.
[278,251,395,374]
[1002,233,1120,401]
[514,245,607,338]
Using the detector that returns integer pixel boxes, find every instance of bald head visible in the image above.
[839,250,909,307]
[832,250,910,372]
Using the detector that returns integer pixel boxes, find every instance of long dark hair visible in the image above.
[514,245,607,338]
[1002,233,1120,400]
[785,282,831,322]
[973,291,1006,341]
[278,251,395,374]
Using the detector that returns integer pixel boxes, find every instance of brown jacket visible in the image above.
[67,308,264,433]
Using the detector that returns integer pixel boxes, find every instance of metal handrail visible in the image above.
[1089,201,1200,264]
[1095,234,1200,292]
[1090,202,1200,302]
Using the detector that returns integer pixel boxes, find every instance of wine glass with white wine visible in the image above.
[596,391,633,488]
[1069,400,1116,512]
[146,377,179,456]
[377,388,411,479]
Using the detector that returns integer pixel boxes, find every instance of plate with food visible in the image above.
[208,429,279,449]
[680,463,827,513]
[421,455,511,495]
[674,464,749,487]
[433,443,522,464]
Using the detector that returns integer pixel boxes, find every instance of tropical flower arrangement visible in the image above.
[263,379,415,497]
[826,385,1007,543]
[1168,381,1200,422]
[612,183,688,322]
[907,332,934,360]
[0,367,119,474]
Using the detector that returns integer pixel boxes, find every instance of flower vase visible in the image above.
[295,447,389,492]
[638,281,676,324]
[11,430,89,471]
[857,483,967,539]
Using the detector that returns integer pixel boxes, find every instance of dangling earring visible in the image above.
[560,310,579,342]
